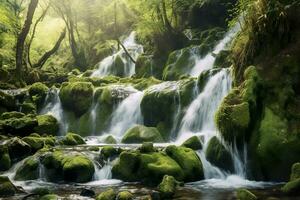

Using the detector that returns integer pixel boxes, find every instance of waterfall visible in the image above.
[189,24,240,77]
[91,32,143,78]
[105,88,144,139]
[39,88,68,135]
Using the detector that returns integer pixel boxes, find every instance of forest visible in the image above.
[0,0,300,199]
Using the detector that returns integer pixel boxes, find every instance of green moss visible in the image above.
[139,142,156,153]
[281,178,300,195]
[121,125,164,144]
[28,82,49,107]
[6,137,32,161]
[60,132,86,146]
[59,82,94,116]
[23,135,55,151]
[256,108,300,181]
[206,136,234,173]
[0,145,11,171]
[165,145,203,182]
[101,146,119,160]
[0,111,25,120]
[20,102,37,114]
[15,156,39,181]
[96,188,116,200]
[117,191,133,200]
[0,91,16,111]
[236,189,257,200]
[290,163,300,181]
[158,175,178,199]
[0,176,16,197]
[103,135,117,144]
[1,114,38,136]
[181,136,202,150]
[34,115,59,135]
[42,150,95,183]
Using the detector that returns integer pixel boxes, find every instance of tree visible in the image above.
[15,0,39,81]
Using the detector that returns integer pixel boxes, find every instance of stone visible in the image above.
[34,115,59,135]
[121,125,164,144]
[117,191,133,200]
[0,176,16,197]
[236,189,257,200]
[181,136,202,150]
[60,132,86,146]
[96,188,117,200]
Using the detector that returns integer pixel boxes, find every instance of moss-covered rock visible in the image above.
[59,82,94,116]
[158,175,180,199]
[42,150,95,183]
[34,115,59,135]
[0,145,11,171]
[96,188,117,200]
[103,135,117,144]
[1,114,38,136]
[100,146,119,160]
[139,142,156,153]
[117,191,133,200]
[15,156,39,180]
[0,176,16,197]
[121,125,164,144]
[20,102,37,114]
[256,108,300,181]
[60,132,85,146]
[0,91,16,112]
[6,137,32,161]
[290,163,300,181]
[0,111,25,120]
[281,178,300,195]
[165,145,203,182]
[236,189,257,200]
[206,136,234,173]
[29,82,49,108]
[181,136,202,150]
[22,134,55,151]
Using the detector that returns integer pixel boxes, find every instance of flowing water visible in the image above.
[1,26,291,200]
[91,32,143,78]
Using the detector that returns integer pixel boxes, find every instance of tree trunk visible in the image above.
[34,29,66,68]
[15,0,39,80]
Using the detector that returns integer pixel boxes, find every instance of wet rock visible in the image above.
[281,163,300,195]
[290,163,300,181]
[96,188,117,200]
[20,102,37,114]
[103,135,117,144]
[23,134,55,152]
[1,114,38,136]
[28,82,49,108]
[0,91,17,112]
[117,191,133,200]
[205,136,234,173]
[0,176,17,197]
[121,125,164,144]
[0,145,11,171]
[42,150,95,183]
[80,188,96,197]
[181,136,202,150]
[6,137,32,161]
[59,82,94,116]
[165,145,204,182]
[100,146,119,160]
[60,132,86,146]
[158,175,181,199]
[236,189,257,200]
[34,115,59,135]
[0,111,25,120]
[15,156,39,181]
[139,142,156,153]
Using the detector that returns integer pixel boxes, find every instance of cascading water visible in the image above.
[105,87,144,140]
[39,88,68,135]
[91,32,143,77]
[189,24,240,77]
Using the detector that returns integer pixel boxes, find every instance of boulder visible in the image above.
[0,91,17,111]
[0,176,17,197]
[181,136,202,150]
[206,136,234,173]
[281,178,300,195]
[96,188,117,200]
[290,163,300,181]
[34,115,59,135]
[139,142,156,153]
[165,145,204,182]
[103,135,117,144]
[22,134,55,152]
[0,112,25,120]
[0,145,11,171]
[39,194,59,200]
[28,82,49,108]
[158,175,180,199]
[6,137,32,161]
[121,125,164,144]
[59,82,94,116]
[1,114,38,136]
[15,156,39,181]
[100,146,119,160]
[236,189,257,200]
[80,188,96,197]
[60,132,85,146]
[42,150,95,183]
[117,191,133,200]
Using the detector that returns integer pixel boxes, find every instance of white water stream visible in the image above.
[91,32,143,77]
